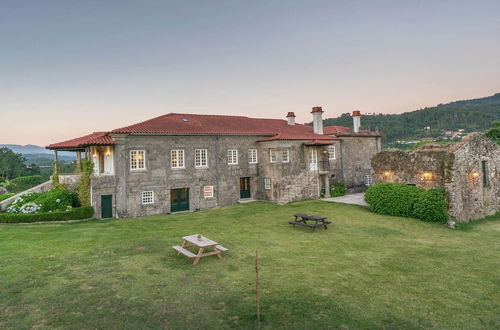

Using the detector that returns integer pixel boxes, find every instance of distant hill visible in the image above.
[320,93,500,146]
[0,144,75,159]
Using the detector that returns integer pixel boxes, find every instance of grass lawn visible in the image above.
[0,201,499,329]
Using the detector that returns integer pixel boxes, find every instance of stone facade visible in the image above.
[90,132,379,218]
[371,133,500,221]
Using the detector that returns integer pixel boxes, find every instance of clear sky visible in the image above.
[1,0,499,146]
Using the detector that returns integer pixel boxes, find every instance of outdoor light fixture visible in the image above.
[422,171,433,181]
[321,150,328,155]
[383,171,392,177]
[469,172,480,180]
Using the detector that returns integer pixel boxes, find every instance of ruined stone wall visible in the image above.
[340,136,380,192]
[371,133,500,221]
[447,133,500,221]
[371,148,454,189]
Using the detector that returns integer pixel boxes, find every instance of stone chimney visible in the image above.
[286,112,296,126]
[352,110,361,133]
[311,106,324,134]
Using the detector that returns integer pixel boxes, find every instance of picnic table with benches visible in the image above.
[172,234,228,265]
[288,213,332,231]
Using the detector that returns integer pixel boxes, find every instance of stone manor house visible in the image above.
[47,108,380,218]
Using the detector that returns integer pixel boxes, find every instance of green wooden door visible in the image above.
[171,188,189,212]
[101,195,112,219]
[240,177,251,199]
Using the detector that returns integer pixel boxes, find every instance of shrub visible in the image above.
[6,192,41,213]
[4,175,46,193]
[77,160,93,206]
[365,183,448,223]
[330,182,346,197]
[0,206,94,223]
[413,189,448,223]
[33,188,74,212]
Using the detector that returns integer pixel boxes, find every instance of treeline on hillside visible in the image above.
[320,93,500,146]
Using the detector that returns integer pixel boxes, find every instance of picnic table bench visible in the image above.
[288,213,332,231]
[172,234,228,265]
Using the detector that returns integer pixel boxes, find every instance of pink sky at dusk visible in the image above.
[1,1,499,146]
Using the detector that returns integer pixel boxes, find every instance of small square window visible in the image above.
[264,178,271,190]
[142,191,154,204]
[203,185,214,198]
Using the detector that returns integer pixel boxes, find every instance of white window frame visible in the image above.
[364,174,373,186]
[171,149,185,169]
[264,177,271,190]
[227,149,238,165]
[141,191,154,204]
[328,145,336,160]
[130,150,146,170]
[282,149,290,163]
[195,149,208,168]
[269,149,277,163]
[203,185,214,198]
[248,149,258,164]
[309,149,318,171]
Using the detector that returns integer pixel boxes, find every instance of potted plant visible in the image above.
[197,234,203,241]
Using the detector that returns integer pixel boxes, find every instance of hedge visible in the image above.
[0,193,14,202]
[0,206,94,223]
[364,183,448,223]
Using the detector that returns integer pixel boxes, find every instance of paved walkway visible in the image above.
[321,193,368,206]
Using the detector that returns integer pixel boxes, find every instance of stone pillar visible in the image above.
[76,151,82,173]
[324,175,331,198]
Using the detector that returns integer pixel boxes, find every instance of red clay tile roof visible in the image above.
[46,132,115,150]
[304,139,336,146]
[111,113,334,141]
[324,125,380,137]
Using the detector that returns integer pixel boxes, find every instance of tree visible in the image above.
[485,121,500,145]
[0,148,29,180]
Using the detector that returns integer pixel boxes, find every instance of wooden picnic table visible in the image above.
[172,234,228,265]
[288,213,332,231]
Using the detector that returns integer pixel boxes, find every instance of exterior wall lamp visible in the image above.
[422,171,433,181]
[468,171,480,180]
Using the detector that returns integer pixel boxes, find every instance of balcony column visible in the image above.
[76,151,82,173]
[324,175,331,198]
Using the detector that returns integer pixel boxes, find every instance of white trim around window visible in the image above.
[195,149,208,168]
[364,174,373,186]
[227,149,238,165]
[328,145,336,160]
[203,185,214,198]
[269,149,277,163]
[171,149,185,168]
[282,149,290,163]
[264,177,271,190]
[141,191,154,204]
[248,149,258,164]
[130,150,146,170]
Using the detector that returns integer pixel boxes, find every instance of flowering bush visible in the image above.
[19,202,41,214]
[5,189,74,214]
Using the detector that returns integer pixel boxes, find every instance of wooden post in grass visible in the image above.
[256,250,260,323]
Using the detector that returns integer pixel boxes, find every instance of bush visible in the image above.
[365,183,448,223]
[0,206,94,223]
[4,175,46,193]
[413,189,448,223]
[330,182,346,197]
[33,188,74,213]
